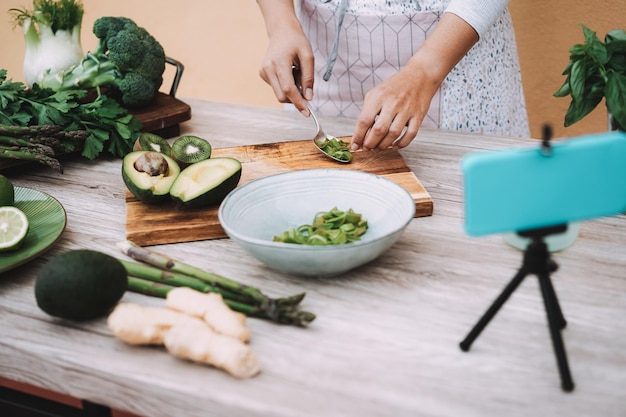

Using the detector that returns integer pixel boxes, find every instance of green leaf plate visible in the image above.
[0,187,67,274]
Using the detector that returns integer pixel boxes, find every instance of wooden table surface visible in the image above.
[1,99,625,417]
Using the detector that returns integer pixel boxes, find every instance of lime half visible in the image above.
[0,206,29,252]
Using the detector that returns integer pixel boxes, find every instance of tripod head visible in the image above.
[517,224,568,240]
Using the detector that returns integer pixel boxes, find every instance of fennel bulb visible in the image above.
[11,0,85,88]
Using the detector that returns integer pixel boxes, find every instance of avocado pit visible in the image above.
[134,152,170,176]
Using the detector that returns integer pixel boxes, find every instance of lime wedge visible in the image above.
[0,206,29,252]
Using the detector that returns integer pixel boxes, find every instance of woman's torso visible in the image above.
[299,0,530,138]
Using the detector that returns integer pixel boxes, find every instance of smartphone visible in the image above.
[461,131,626,236]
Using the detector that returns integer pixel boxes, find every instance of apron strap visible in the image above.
[322,0,349,81]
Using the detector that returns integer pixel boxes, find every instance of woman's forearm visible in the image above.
[256,0,301,38]
[256,0,314,111]
[404,12,479,90]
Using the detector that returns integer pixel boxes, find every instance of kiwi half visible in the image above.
[134,132,172,155]
[171,135,212,166]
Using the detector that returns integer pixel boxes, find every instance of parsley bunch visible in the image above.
[0,69,141,159]
[554,25,626,131]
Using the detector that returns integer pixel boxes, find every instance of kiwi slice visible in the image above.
[171,135,212,166]
[134,132,172,155]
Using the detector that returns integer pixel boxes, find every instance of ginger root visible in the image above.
[164,317,261,379]
[107,303,186,345]
[165,287,250,343]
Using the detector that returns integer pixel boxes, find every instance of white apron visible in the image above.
[298,0,530,138]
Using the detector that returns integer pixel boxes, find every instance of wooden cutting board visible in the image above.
[130,93,191,134]
[125,139,433,246]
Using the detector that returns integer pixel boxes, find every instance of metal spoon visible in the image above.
[306,103,351,163]
[292,65,351,163]
[306,102,350,164]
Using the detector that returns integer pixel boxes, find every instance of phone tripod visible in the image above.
[459,224,575,392]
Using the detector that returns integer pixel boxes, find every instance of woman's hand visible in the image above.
[257,0,315,116]
[351,64,438,150]
[351,12,479,150]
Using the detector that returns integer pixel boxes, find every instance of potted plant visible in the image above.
[554,25,626,131]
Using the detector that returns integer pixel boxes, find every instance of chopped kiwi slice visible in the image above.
[134,132,172,155]
[171,135,212,166]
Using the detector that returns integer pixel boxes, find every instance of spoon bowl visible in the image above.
[307,104,351,163]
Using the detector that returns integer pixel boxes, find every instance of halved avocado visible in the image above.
[169,157,242,208]
[122,151,181,204]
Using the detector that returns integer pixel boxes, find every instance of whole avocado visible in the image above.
[35,250,127,320]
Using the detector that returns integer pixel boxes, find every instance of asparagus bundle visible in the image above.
[0,123,89,173]
[117,241,316,327]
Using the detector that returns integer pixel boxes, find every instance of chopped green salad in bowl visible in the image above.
[218,169,415,277]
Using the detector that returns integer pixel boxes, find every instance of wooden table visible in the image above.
[1,99,625,417]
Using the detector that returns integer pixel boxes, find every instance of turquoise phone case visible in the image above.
[461,131,626,236]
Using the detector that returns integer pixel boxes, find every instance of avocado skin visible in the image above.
[34,250,127,321]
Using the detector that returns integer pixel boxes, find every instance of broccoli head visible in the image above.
[37,16,166,108]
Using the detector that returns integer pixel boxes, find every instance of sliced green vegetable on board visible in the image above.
[316,137,353,162]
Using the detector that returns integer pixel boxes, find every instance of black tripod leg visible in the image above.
[538,272,575,392]
[460,268,527,352]
[542,263,567,329]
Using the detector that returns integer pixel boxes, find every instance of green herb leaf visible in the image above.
[605,70,626,130]
[0,68,141,160]
[555,25,626,131]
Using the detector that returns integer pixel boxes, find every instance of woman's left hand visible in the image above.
[350,12,479,151]
[351,64,438,150]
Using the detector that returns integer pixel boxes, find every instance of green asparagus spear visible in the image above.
[118,241,315,326]
[127,276,174,298]
[0,124,63,137]
[118,240,277,305]
[122,260,253,304]
[0,147,62,172]
[126,276,315,326]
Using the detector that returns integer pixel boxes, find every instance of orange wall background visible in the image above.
[1,0,624,139]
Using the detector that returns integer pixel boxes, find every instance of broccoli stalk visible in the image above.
[35,16,166,108]
[10,0,85,88]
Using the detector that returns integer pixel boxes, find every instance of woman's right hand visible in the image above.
[257,0,315,116]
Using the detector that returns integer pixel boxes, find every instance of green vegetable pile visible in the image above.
[0,69,141,166]
[317,137,353,162]
[0,123,87,172]
[554,25,626,131]
[36,16,166,108]
[118,241,315,327]
[11,1,166,109]
[273,207,368,245]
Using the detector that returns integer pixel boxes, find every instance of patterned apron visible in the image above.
[298,0,530,138]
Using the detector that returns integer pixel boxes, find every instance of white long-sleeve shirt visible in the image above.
[446,0,510,37]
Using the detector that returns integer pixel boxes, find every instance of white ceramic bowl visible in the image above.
[218,169,415,277]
